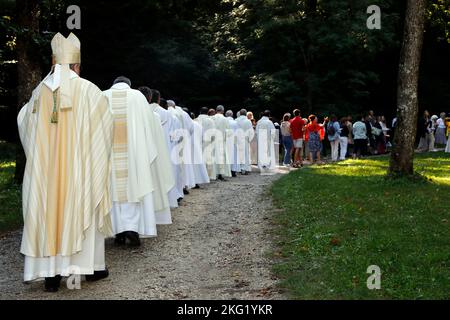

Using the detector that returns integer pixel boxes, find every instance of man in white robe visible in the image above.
[188,111,210,187]
[236,109,254,175]
[138,87,183,207]
[103,77,174,247]
[167,100,196,193]
[162,100,185,203]
[226,110,241,177]
[213,105,232,180]
[196,107,218,180]
[17,33,113,292]
[256,110,277,174]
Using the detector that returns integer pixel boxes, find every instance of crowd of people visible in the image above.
[278,109,450,168]
[278,110,393,167]
[416,111,450,153]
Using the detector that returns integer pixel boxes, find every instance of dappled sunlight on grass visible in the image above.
[271,152,450,299]
[0,162,15,169]
[304,153,450,185]
[308,161,388,178]
[429,176,450,186]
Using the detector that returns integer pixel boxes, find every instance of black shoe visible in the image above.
[242,171,249,176]
[86,268,109,282]
[232,172,237,178]
[124,231,141,247]
[194,184,200,189]
[114,232,126,246]
[183,188,190,195]
[218,175,225,181]
[45,275,62,293]
[177,197,183,203]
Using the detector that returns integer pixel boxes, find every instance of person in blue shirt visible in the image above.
[327,115,341,161]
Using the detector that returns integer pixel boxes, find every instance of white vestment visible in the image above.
[227,116,241,173]
[256,116,277,172]
[191,121,210,185]
[168,113,185,200]
[104,83,174,237]
[236,115,254,172]
[168,106,196,189]
[150,103,182,208]
[24,214,105,282]
[213,113,232,177]
[196,115,218,180]
[19,69,113,281]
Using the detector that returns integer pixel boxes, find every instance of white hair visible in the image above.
[167,100,176,107]
[225,110,234,118]
[216,105,225,113]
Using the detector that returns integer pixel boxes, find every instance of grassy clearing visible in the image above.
[271,152,450,300]
[0,142,22,233]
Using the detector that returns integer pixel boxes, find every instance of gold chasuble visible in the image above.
[17,33,114,259]
[111,91,129,202]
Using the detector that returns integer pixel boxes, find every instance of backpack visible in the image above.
[328,122,336,136]
[371,126,382,137]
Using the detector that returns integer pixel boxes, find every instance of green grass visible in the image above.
[0,142,22,233]
[271,152,450,300]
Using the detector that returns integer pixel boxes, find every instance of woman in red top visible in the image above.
[305,115,326,165]
[290,109,306,167]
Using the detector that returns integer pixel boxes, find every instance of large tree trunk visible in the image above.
[14,0,41,184]
[302,0,318,115]
[389,0,427,177]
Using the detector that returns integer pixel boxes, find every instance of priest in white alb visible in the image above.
[138,87,183,207]
[213,105,232,180]
[195,107,218,180]
[226,110,241,177]
[103,77,174,248]
[167,100,196,193]
[17,33,114,292]
[256,110,277,174]
[188,110,210,187]
[236,108,254,175]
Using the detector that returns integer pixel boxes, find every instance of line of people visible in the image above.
[416,111,450,153]
[279,109,450,168]
[17,33,280,293]
[279,109,407,167]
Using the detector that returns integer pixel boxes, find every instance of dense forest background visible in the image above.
[0,0,449,143]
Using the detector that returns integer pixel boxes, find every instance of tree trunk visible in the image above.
[301,0,318,115]
[14,0,41,184]
[389,0,427,177]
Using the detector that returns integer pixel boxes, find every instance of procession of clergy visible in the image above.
[17,33,277,292]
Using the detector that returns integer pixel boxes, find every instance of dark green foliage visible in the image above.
[0,0,449,139]
[0,142,21,233]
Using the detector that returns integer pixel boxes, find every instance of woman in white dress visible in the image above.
[435,113,448,146]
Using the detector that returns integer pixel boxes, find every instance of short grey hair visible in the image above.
[225,110,234,118]
[216,105,225,113]
[240,109,247,116]
[167,100,176,107]
[113,76,131,87]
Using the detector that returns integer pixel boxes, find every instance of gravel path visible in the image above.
[0,168,287,300]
